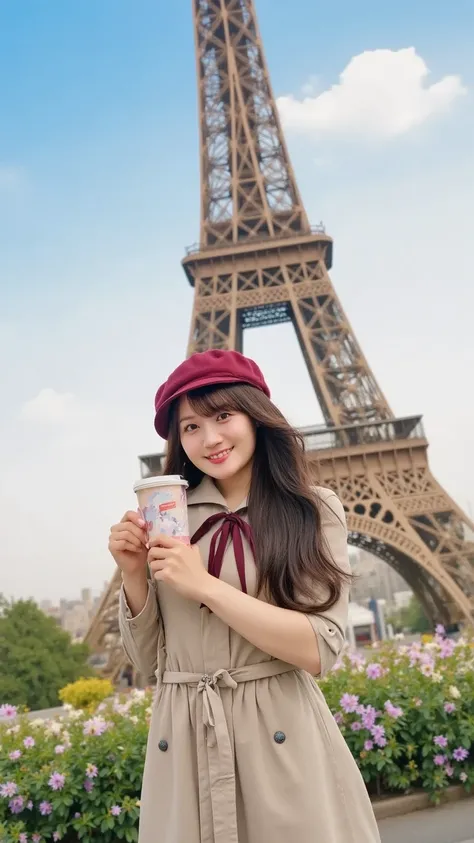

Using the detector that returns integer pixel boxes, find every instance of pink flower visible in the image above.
[435,624,445,636]
[333,712,344,725]
[19,834,28,843]
[53,833,61,842]
[83,779,94,792]
[9,795,24,814]
[384,700,403,719]
[420,662,434,677]
[371,725,386,747]
[27,800,33,810]
[453,747,469,762]
[110,805,122,816]
[413,697,423,707]
[366,663,383,679]
[364,740,374,751]
[83,716,109,736]
[9,750,22,760]
[445,764,454,777]
[85,763,98,779]
[23,736,35,748]
[48,772,66,791]
[340,693,359,713]
[444,702,456,714]
[0,704,17,718]
[361,705,377,730]
[434,754,446,766]
[39,801,52,815]
[54,745,65,755]
[0,782,18,798]
[439,639,455,658]
[351,721,362,731]
[32,835,42,843]
[74,812,81,819]
[434,735,448,748]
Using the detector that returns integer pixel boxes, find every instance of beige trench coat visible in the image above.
[119,476,380,843]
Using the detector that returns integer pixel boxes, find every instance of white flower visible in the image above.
[30,719,46,729]
[449,685,461,699]
[129,715,139,724]
[46,721,62,736]
[431,672,443,683]
[131,689,145,700]
[68,709,84,721]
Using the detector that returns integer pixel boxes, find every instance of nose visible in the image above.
[202,421,224,450]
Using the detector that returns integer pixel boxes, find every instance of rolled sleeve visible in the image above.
[118,581,161,685]
[305,489,350,678]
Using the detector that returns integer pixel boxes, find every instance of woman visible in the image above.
[109,349,381,843]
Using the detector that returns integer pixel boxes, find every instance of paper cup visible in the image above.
[133,475,190,544]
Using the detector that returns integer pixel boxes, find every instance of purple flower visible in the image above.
[85,763,98,779]
[54,745,65,754]
[384,700,403,719]
[366,663,383,679]
[333,712,344,725]
[351,721,362,731]
[9,749,22,760]
[39,800,52,815]
[361,705,377,730]
[48,772,65,791]
[435,624,445,636]
[434,754,446,766]
[439,639,455,658]
[340,693,359,713]
[445,763,454,777]
[9,795,24,814]
[23,736,35,748]
[110,805,122,816]
[83,716,109,736]
[364,740,374,751]
[453,747,469,762]
[371,724,386,747]
[0,704,17,718]
[434,735,448,748]
[83,779,94,793]
[0,781,18,798]
[444,702,456,714]
[74,812,81,819]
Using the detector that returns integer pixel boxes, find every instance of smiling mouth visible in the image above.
[206,447,234,463]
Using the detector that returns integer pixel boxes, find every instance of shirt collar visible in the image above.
[187,473,248,512]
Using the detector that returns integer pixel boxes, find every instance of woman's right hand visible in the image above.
[108,511,148,577]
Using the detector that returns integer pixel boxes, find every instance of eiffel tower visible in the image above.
[85,0,474,682]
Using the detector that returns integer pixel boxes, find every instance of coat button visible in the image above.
[274,731,286,744]
[158,740,168,752]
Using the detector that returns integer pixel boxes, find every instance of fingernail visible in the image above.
[145,542,150,550]
[138,519,146,527]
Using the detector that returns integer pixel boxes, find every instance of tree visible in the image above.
[388,595,431,634]
[0,596,94,710]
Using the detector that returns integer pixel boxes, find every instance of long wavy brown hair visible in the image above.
[163,383,351,613]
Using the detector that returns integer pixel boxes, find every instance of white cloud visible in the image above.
[20,388,79,425]
[277,48,467,138]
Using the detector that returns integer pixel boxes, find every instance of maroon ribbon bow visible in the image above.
[191,512,255,599]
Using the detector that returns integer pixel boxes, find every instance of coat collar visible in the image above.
[187,473,248,513]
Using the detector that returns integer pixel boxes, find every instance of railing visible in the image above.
[184,224,327,256]
[138,415,425,478]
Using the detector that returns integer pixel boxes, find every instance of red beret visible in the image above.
[154,349,270,439]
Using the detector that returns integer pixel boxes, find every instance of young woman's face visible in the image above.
[178,395,256,483]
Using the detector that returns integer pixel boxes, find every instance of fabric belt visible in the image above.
[161,660,297,843]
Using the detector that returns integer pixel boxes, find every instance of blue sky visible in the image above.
[1,0,473,602]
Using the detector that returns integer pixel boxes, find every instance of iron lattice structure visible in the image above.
[85,0,474,682]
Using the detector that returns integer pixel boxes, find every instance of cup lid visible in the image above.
[133,475,189,493]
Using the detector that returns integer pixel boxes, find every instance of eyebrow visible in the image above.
[179,415,196,425]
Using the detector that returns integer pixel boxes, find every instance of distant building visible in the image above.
[349,549,412,610]
[37,587,101,641]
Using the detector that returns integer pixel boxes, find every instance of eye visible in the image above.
[183,423,198,433]
[217,412,231,422]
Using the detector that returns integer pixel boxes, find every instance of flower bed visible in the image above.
[0,629,473,841]
[320,628,474,799]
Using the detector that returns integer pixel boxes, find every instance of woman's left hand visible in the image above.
[147,535,211,602]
